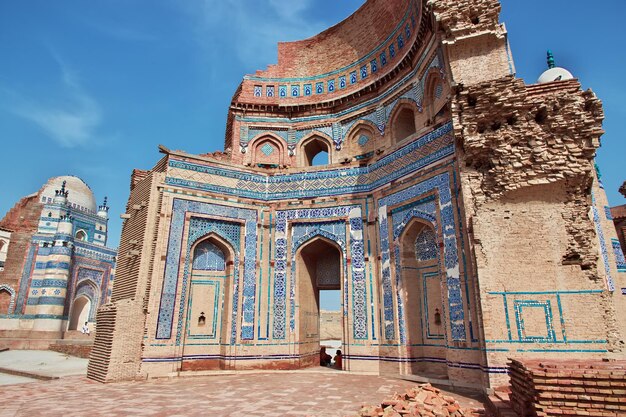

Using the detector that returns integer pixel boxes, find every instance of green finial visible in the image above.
[547,50,555,69]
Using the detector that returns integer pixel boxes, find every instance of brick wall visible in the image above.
[0,194,43,292]
[509,359,626,417]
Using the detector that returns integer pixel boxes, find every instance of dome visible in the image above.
[40,176,97,213]
[537,50,574,84]
[538,67,574,84]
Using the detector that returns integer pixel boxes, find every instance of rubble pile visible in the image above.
[348,383,481,417]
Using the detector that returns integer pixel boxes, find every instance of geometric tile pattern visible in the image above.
[192,241,226,271]
[260,143,275,156]
[273,206,367,340]
[166,122,454,202]
[591,197,615,291]
[415,228,438,262]
[156,199,258,343]
[378,172,466,342]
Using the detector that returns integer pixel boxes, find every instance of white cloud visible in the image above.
[11,55,103,148]
[179,0,326,69]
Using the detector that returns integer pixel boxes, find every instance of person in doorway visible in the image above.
[333,349,342,370]
[320,346,332,366]
[81,321,90,335]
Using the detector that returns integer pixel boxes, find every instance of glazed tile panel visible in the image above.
[273,206,367,340]
[378,172,466,342]
[165,122,454,201]
[155,199,258,342]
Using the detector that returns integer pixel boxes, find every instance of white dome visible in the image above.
[40,176,97,213]
[538,67,574,84]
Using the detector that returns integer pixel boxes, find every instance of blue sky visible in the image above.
[1,0,624,253]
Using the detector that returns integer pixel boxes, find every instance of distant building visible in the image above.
[0,176,116,345]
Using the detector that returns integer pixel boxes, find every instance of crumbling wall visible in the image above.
[453,77,604,271]
[450,74,621,386]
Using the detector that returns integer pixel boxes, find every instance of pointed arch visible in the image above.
[247,132,287,168]
[182,231,237,370]
[299,134,333,167]
[388,100,420,144]
[345,120,379,156]
[75,229,88,241]
[396,216,446,376]
[422,68,450,124]
[189,231,236,267]
[0,284,16,315]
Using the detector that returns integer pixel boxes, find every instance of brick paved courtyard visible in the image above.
[0,370,486,417]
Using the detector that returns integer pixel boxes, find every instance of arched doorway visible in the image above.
[295,237,343,368]
[68,296,92,331]
[399,219,446,378]
[181,235,234,371]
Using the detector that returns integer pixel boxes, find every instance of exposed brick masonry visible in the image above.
[453,77,604,270]
[509,359,626,417]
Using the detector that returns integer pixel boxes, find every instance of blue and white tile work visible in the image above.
[167,122,454,202]
[378,172,466,342]
[155,198,257,343]
[236,50,445,152]
[1,176,115,332]
[272,206,367,340]
[612,239,626,273]
[591,196,616,291]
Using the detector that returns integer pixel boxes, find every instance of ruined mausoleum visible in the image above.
[88,0,626,388]
[0,176,116,346]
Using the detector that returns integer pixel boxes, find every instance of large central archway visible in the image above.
[295,236,343,368]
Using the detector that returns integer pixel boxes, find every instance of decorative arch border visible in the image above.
[184,222,240,344]
[156,198,258,344]
[0,284,16,314]
[378,171,466,342]
[290,224,348,333]
[392,208,445,345]
[74,281,98,321]
[247,133,288,167]
[273,206,367,340]
[344,120,380,153]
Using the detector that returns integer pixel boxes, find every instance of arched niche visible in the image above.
[423,69,451,125]
[69,295,92,331]
[398,218,447,378]
[299,135,332,167]
[0,284,15,315]
[182,233,236,371]
[75,230,87,241]
[390,101,419,144]
[249,134,287,168]
[346,121,379,158]
[294,235,344,369]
